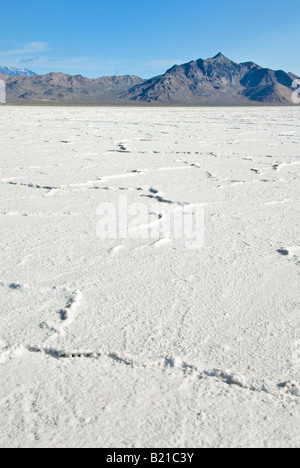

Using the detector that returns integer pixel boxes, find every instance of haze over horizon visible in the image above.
[0,0,299,79]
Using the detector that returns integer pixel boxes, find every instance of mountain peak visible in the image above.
[213,52,224,58]
[211,52,231,62]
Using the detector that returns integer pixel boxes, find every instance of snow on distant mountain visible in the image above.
[0,66,37,77]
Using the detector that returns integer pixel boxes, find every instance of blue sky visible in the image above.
[0,0,299,78]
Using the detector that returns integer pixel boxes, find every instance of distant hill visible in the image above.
[0,66,37,77]
[1,54,299,105]
[3,73,145,104]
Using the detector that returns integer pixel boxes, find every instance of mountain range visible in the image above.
[0,73,144,104]
[0,54,298,105]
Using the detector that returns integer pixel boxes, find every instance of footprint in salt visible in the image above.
[277,247,300,265]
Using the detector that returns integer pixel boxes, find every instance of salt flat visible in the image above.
[0,106,299,448]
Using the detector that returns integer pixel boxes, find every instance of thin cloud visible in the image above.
[19,57,40,64]
[1,42,50,56]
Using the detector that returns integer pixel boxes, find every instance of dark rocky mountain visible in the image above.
[1,54,298,105]
[0,66,37,77]
[121,53,298,104]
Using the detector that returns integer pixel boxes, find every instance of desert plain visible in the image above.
[0,106,299,448]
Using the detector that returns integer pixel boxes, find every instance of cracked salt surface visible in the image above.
[22,346,300,399]
[0,106,300,448]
